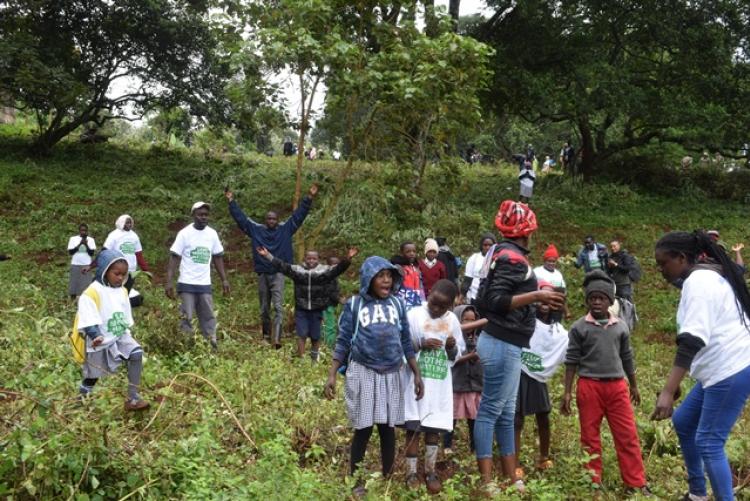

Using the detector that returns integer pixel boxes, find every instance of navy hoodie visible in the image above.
[229,196,312,274]
[333,256,416,373]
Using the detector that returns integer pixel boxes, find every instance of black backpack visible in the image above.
[628,255,642,283]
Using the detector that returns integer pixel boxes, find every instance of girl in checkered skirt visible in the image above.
[325,256,424,497]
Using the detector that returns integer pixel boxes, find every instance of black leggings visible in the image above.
[350,424,396,476]
[443,419,475,450]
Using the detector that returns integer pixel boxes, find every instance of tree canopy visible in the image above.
[0,0,230,153]
[477,0,750,177]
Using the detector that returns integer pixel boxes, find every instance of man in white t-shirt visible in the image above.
[68,223,96,299]
[165,202,230,350]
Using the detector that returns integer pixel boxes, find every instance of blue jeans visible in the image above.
[672,363,750,501]
[474,332,522,459]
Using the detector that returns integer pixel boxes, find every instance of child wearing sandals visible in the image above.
[324,256,424,498]
[75,249,148,411]
[514,281,568,478]
[443,304,487,455]
[402,279,465,494]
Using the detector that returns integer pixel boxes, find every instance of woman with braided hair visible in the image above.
[652,230,750,501]
[472,200,565,494]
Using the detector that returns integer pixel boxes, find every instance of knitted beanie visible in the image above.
[583,270,615,304]
[543,244,559,260]
[424,238,439,255]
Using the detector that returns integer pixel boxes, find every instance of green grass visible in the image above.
[1,136,749,500]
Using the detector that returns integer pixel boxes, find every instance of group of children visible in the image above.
[67,205,651,496]
[323,234,651,497]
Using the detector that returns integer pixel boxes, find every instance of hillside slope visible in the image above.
[1,142,748,499]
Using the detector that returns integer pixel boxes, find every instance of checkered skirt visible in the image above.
[344,361,405,430]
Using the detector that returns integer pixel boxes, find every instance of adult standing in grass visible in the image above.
[473,200,565,494]
[165,202,230,351]
[68,223,96,299]
[575,235,608,273]
[225,184,318,348]
[652,231,750,501]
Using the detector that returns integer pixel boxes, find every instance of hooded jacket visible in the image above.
[229,196,312,274]
[332,256,416,373]
[80,249,131,342]
[269,256,350,311]
[479,240,538,348]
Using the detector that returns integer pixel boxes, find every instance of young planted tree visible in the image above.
[255,0,345,208]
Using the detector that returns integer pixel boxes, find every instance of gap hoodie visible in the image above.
[333,256,416,373]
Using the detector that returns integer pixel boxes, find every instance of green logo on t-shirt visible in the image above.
[521,351,544,372]
[77,245,87,254]
[107,312,128,337]
[419,349,448,380]
[119,242,136,254]
[189,246,211,264]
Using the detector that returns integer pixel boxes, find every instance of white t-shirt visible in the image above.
[533,265,566,289]
[402,305,465,431]
[587,249,601,270]
[169,224,224,286]
[521,319,568,382]
[103,229,143,272]
[677,269,750,387]
[464,252,485,301]
[68,236,96,266]
[77,281,134,352]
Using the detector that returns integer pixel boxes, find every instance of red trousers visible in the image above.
[576,377,646,487]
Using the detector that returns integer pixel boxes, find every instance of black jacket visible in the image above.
[271,257,350,311]
[481,241,538,348]
[608,250,634,288]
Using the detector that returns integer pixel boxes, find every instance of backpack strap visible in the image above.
[350,295,363,345]
[70,286,102,364]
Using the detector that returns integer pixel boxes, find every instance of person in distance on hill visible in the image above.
[165,202,230,351]
[652,231,750,501]
[257,245,356,361]
[85,215,150,297]
[401,280,465,494]
[561,270,650,496]
[68,223,96,300]
[575,235,608,273]
[607,240,637,302]
[225,184,318,348]
[74,250,149,411]
[418,238,447,298]
[324,257,424,498]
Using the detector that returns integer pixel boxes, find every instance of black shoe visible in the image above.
[625,485,653,497]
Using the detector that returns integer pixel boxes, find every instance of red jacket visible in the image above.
[419,260,447,297]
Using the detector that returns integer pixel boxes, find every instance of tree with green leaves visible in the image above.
[0,0,230,154]
[478,0,750,178]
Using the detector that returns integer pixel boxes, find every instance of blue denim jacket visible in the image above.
[332,256,415,373]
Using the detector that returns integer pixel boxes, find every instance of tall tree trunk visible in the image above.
[423,0,438,37]
[578,118,596,180]
[448,0,460,31]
